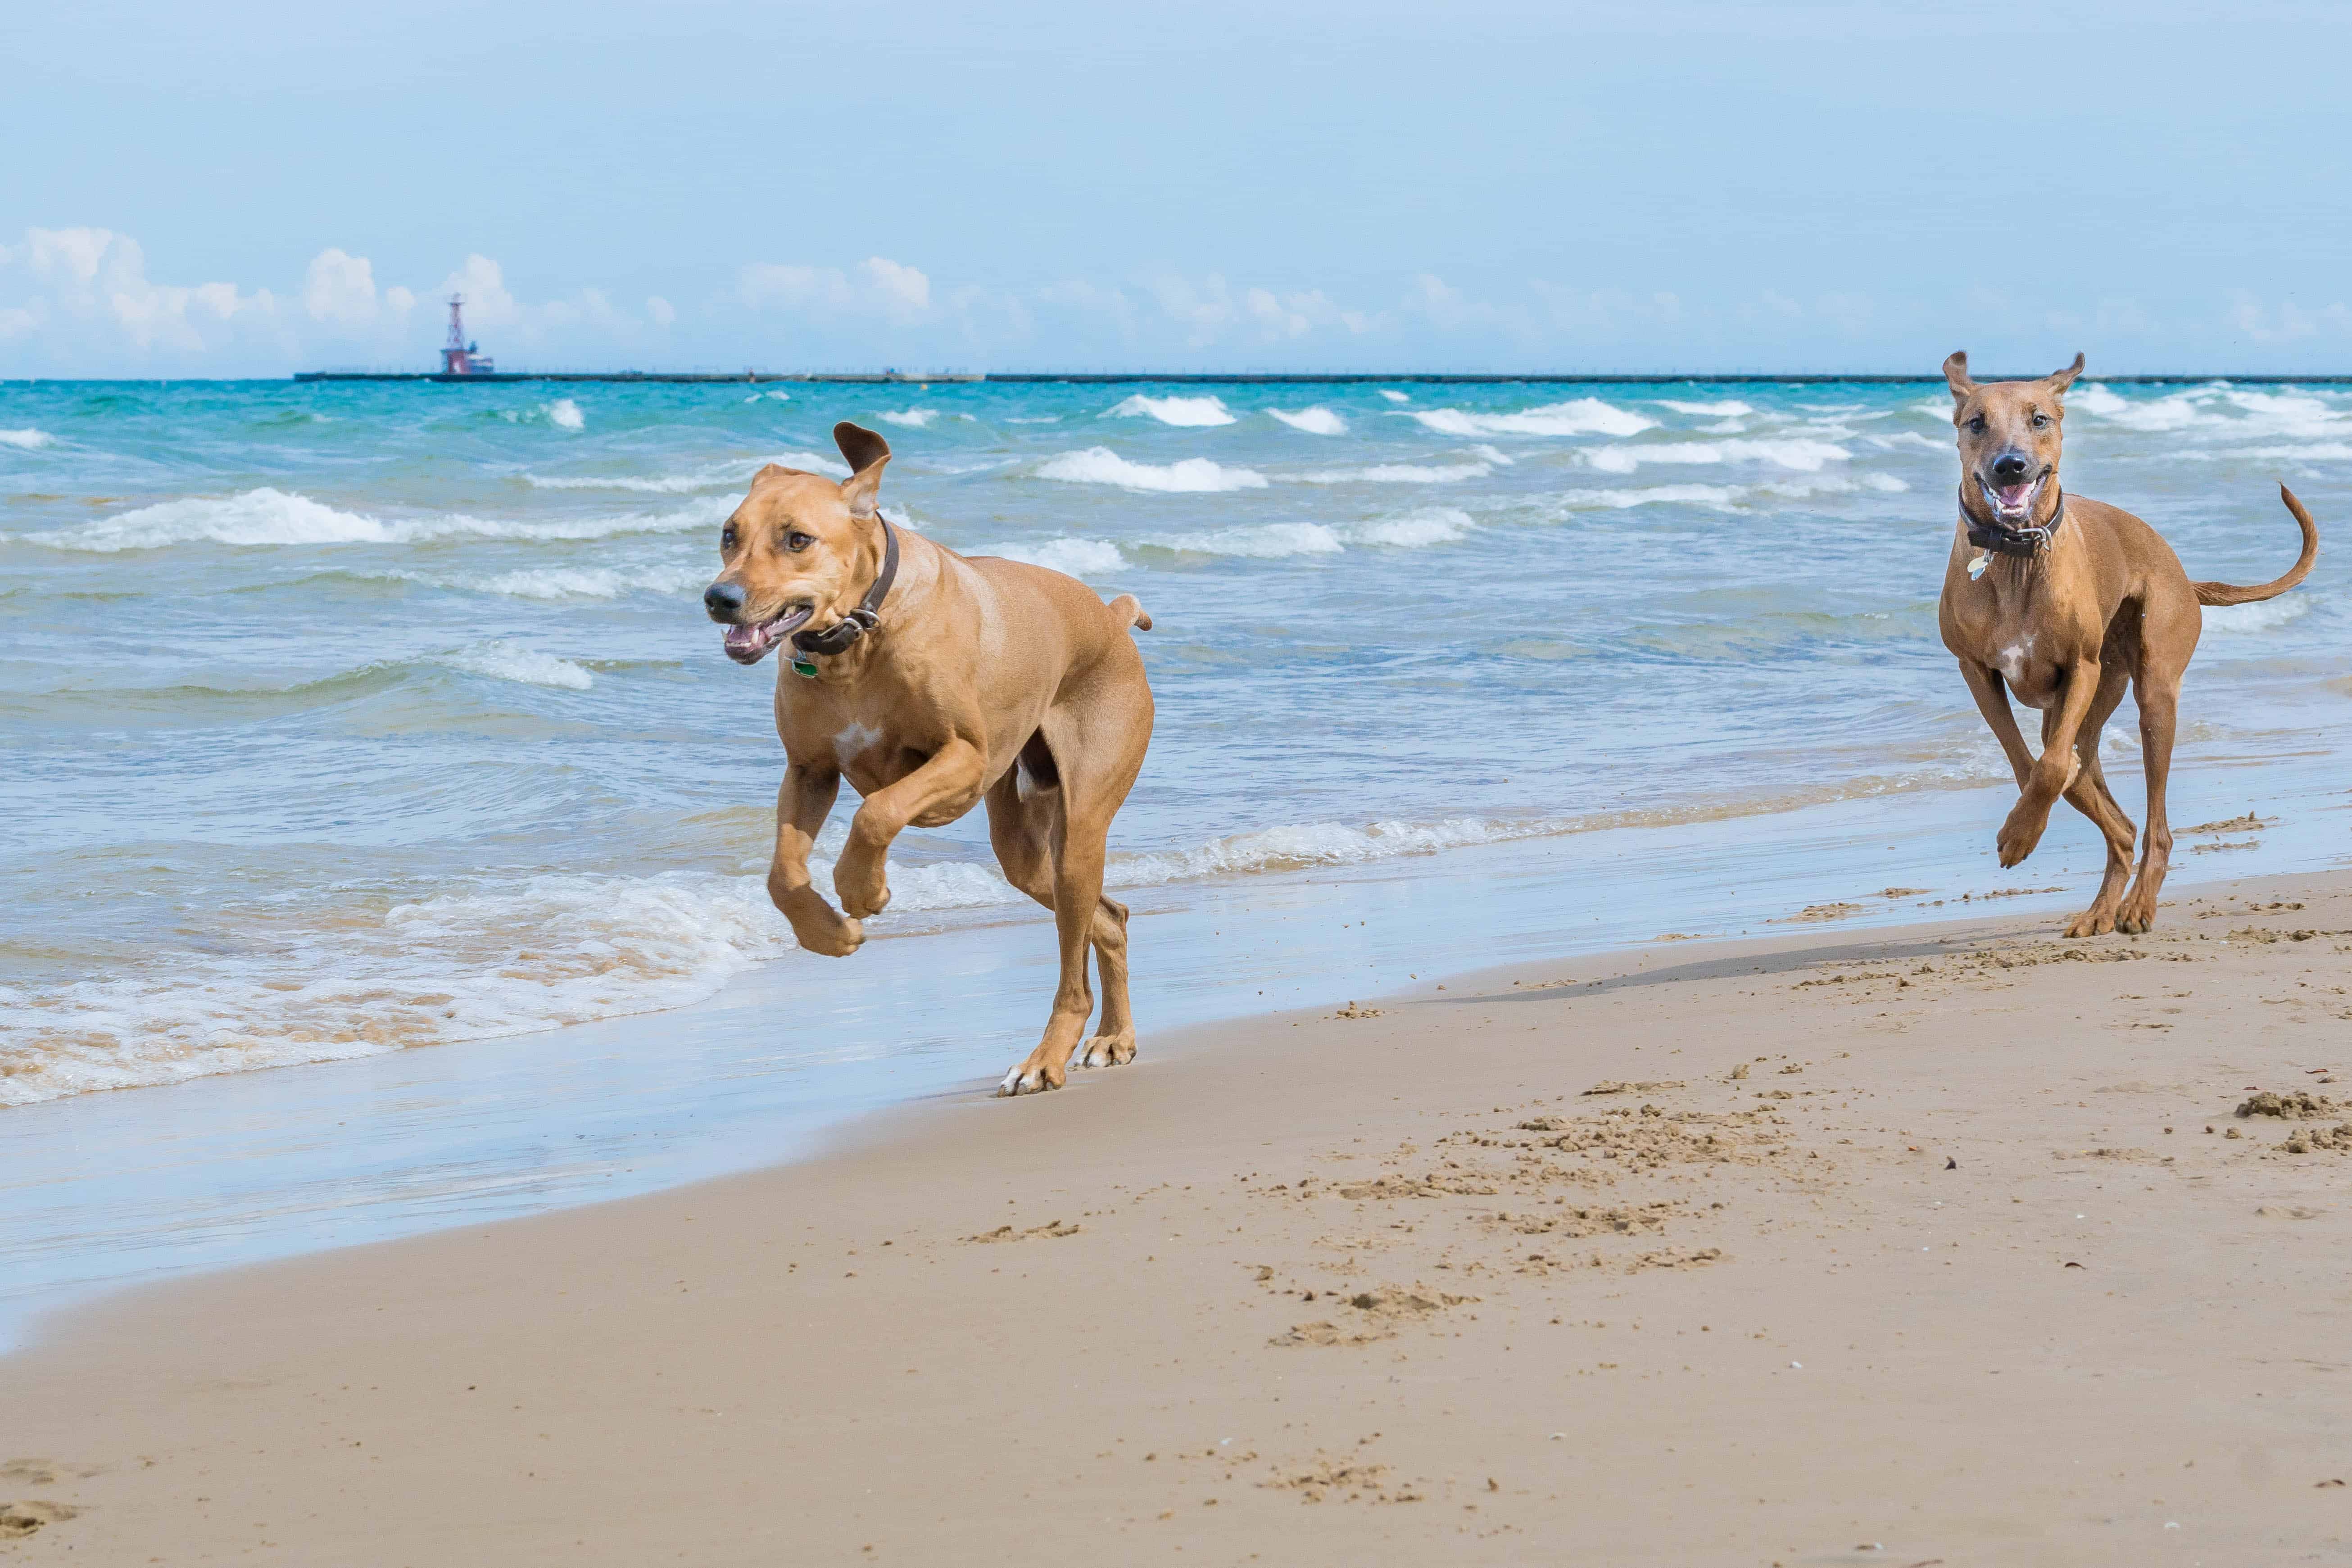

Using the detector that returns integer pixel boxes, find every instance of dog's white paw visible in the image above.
[997,1064,1063,1097]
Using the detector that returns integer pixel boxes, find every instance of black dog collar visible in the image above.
[789,518,899,673]
[1964,484,2066,558]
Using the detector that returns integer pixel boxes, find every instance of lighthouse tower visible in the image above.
[440,295,494,376]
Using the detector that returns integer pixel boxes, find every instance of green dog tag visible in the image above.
[790,653,820,678]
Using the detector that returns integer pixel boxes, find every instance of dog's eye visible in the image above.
[786,531,815,553]
[721,525,738,549]
[2030,412,2051,428]
[1967,416,1986,433]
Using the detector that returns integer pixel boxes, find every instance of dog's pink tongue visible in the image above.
[1997,482,2034,511]
[723,623,771,657]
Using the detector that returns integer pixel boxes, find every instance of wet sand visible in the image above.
[9,869,2352,1564]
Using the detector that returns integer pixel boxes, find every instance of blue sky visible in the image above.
[5,0,2349,375]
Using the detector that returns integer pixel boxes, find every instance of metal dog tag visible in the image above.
[790,653,820,678]
[1967,552,1989,580]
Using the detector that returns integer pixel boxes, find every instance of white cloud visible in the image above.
[647,295,675,326]
[739,256,934,326]
[303,248,381,324]
[2227,291,2352,343]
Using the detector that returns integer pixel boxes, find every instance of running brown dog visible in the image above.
[1939,352,2317,937]
[703,422,1155,1095]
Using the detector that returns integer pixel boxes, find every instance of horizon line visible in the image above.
[8,370,2352,387]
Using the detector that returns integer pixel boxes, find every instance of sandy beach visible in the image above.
[9,866,2352,1565]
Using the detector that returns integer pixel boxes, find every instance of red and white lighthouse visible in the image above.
[440,295,495,376]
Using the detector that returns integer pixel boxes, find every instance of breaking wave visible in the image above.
[1270,406,1348,435]
[1034,447,1269,492]
[879,408,938,428]
[437,640,596,690]
[1297,462,1490,485]
[1586,437,1850,474]
[1412,399,1656,439]
[27,489,729,552]
[983,536,1132,579]
[0,427,54,449]
[548,399,586,431]
[1107,394,1236,427]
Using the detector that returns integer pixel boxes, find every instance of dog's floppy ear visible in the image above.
[1943,351,1977,402]
[834,421,892,474]
[834,422,891,520]
[2044,352,2086,395]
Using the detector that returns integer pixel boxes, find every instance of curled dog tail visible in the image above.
[2195,485,2319,606]
[1106,593,1153,632]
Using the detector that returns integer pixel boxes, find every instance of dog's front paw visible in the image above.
[833,855,893,920]
[1996,802,2048,867]
[798,914,865,958]
[1077,1029,1137,1070]
[2115,894,2160,934]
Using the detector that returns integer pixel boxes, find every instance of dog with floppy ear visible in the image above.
[704,421,1156,1095]
[1937,351,2317,936]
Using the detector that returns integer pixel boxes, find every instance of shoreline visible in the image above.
[7,759,2348,1354]
[10,863,2352,1561]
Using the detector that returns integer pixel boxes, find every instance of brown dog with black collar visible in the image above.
[703,422,1155,1095]
[1938,352,2317,937]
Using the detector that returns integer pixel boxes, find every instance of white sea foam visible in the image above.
[2202,595,2315,635]
[1412,398,1656,440]
[0,427,55,449]
[744,389,793,402]
[30,488,731,553]
[1151,509,1473,558]
[526,467,741,494]
[469,563,710,600]
[1586,438,1849,474]
[984,537,1131,579]
[1659,399,1754,417]
[1296,462,1490,485]
[1270,406,1348,435]
[1472,444,1513,466]
[1344,508,1476,548]
[879,408,938,428]
[1560,484,1743,511]
[1109,816,1516,886]
[1035,447,1269,493]
[1378,390,1411,403]
[1107,394,1236,427]
[773,449,853,478]
[548,399,586,431]
[439,640,596,690]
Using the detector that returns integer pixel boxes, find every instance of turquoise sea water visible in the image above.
[3,377,2347,1108]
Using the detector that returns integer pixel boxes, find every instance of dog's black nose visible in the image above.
[703,580,746,619]
[1990,452,2032,482]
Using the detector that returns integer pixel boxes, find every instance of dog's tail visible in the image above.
[2195,485,2319,606]
[1106,593,1153,632]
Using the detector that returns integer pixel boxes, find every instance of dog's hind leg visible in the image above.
[2117,639,2192,935]
[993,680,1151,1096]
[2057,665,2138,938]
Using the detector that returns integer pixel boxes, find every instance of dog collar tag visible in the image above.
[789,652,820,679]
[1968,552,1989,580]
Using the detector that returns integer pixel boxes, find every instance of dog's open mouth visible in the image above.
[720,603,814,665]
[1980,471,2050,526]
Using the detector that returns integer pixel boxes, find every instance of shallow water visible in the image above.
[5,376,2345,1107]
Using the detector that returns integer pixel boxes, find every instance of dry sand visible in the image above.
[9,871,2352,1565]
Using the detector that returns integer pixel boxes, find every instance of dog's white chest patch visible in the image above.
[834,720,884,761]
[1997,637,2035,683]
